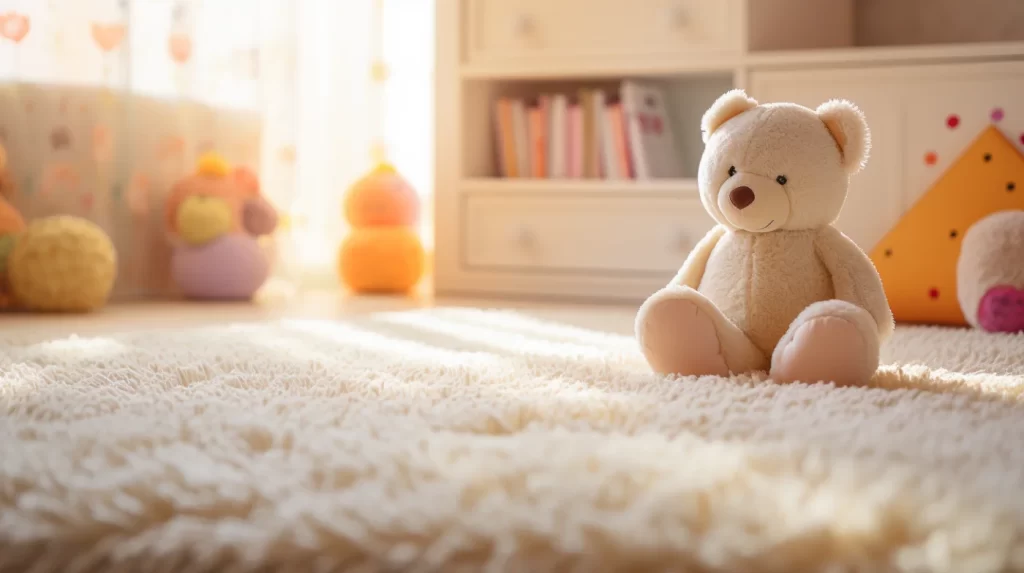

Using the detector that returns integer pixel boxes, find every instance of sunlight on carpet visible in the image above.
[0,307,1022,572]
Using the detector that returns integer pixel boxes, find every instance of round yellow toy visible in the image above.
[338,162,425,294]
[8,216,117,312]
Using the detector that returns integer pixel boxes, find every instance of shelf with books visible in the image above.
[462,74,734,182]
[460,177,699,197]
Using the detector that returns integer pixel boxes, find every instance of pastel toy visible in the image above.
[636,89,894,386]
[339,226,425,293]
[165,153,278,300]
[344,162,420,228]
[0,141,116,313]
[956,210,1024,333]
[870,126,1024,326]
[7,216,117,312]
[0,187,26,309]
[338,163,425,293]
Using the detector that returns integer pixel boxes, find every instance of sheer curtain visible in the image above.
[0,0,434,295]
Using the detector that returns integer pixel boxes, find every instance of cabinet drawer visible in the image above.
[465,0,739,64]
[462,195,714,275]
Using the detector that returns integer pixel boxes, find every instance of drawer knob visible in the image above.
[514,228,536,249]
[669,5,688,28]
[513,14,535,37]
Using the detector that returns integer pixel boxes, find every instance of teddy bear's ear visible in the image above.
[701,89,758,143]
[816,99,871,174]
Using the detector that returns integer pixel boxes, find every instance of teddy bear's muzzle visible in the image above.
[717,174,791,233]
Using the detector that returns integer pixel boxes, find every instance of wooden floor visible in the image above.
[0,287,640,339]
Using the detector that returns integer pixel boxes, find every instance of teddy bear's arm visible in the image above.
[814,227,896,341]
[671,224,727,288]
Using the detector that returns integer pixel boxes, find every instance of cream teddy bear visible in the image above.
[636,89,894,386]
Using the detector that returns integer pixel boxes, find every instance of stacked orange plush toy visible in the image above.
[338,163,424,293]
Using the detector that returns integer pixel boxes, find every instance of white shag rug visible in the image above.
[1,307,1024,573]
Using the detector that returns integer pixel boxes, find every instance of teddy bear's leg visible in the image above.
[636,285,767,377]
[770,300,880,386]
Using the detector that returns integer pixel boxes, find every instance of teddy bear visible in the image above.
[636,89,894,386]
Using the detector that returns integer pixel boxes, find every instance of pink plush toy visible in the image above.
[636,90,894,386]
[165,153,278,300]
[956,210,1024,333]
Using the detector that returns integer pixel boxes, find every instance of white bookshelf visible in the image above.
[434,0,1024,302]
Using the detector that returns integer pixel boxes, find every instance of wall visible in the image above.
[856,0,1024,46]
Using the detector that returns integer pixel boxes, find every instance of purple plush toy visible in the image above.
[165,153,278,300]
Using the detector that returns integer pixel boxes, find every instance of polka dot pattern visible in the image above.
[924,151,937,166]
[991,107,1004,122]
[946,114,960,129]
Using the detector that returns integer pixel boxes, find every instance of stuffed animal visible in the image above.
[0,167,27,309]
[636,89,894,386]
[0,144,117,313]
[7,216,117,312]
[165,153,278,300]
[338,163,425,293]
[956,210,1024,333]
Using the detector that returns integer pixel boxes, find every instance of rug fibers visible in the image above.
[1,308,1023,573]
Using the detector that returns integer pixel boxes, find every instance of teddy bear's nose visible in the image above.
[729,186,755,210]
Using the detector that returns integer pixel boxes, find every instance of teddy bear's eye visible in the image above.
[728,166,737,177]
[776,175,788,185]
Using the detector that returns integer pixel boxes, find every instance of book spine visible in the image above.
[621,84,648,180]
[528,104,546,178]
[549,94,567,178]
[579,90,594,178]
[610,103,632,179]
[495,98,517,177]
[602,104,620,180]
[511,99,530,178]
[568,104,582,178]
[590,91,606,178]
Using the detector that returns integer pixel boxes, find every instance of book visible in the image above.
[493,82,681,180]
[548,94,568,178]
[621,80,685,179]
[605,102,633,179]
[510,98,530,177]
[590,90,606,178]
[527,102,547,178]
[494,98,517,177]
[568,103,583,178]
[578,90,594,178]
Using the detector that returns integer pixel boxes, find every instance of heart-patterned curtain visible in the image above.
[0,0,435,299]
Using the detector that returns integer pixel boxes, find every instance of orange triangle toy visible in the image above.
[870,126,1024,326]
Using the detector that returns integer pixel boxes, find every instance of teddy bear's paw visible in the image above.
[770,314,876,386]
[976,285,1024,333]
[637,296,730,377]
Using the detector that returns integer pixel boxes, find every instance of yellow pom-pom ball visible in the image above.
[8,216,117,312]
[339,227,424,293]
[196,152,231,177]
[176,195,233,245]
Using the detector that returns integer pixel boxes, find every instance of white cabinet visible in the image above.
[464,0,740,65]
[750,61,1024,250]
[436,0,1024,302]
